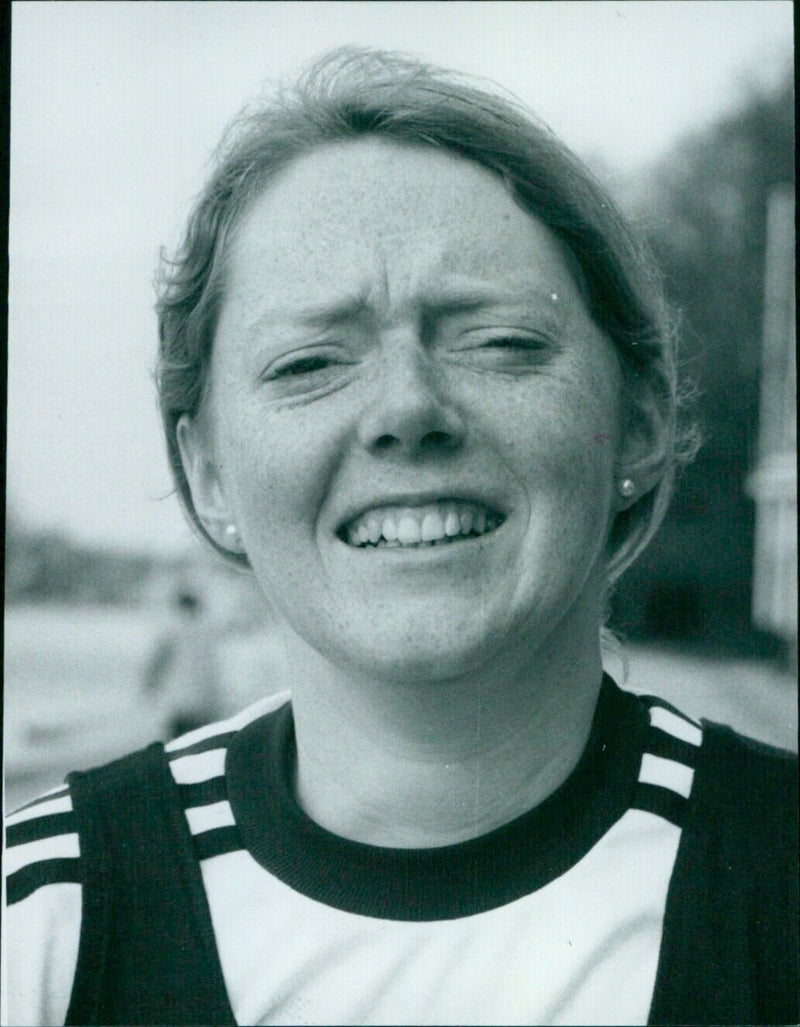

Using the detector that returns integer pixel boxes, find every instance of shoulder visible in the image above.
[698,725,799,1020]
[162,690,290,774]
[627,687,797,877]
[690,718,798,922]
[4,786,82,1026]
[3,693,290,1026]
[630,687,796,814]
[693,719,797,833]
[5,784,82,905]
[687,717,797,930]
[4,695,290,895]
[5,691,290,891]
[633,695,798,1023]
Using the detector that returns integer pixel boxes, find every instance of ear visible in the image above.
[177,413,243,553]
[614,381,670,510]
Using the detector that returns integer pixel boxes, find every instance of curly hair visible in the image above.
[155,46,699,585]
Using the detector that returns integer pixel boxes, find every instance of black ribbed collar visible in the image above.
[226,675,646,921]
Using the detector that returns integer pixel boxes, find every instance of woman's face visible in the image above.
[184,139,627,681]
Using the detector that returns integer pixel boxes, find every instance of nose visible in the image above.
[358,343,466,457]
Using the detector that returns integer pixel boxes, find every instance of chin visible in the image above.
[349,647,490,685]
[320,613,513,685]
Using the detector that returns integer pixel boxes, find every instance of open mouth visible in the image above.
[339,501,505,549]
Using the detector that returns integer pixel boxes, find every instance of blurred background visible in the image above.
[5,1,796,810]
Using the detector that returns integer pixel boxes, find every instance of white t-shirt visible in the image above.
[1,679,731,1026]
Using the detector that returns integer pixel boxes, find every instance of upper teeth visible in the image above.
[344,501,503,547]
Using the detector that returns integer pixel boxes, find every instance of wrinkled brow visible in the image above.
[246,278,564,339]
[246,293,371,341]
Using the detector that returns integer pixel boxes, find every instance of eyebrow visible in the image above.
[246,293,372,341]
[246,278,563,339]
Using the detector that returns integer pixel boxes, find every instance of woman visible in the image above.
[5,49,796,1026]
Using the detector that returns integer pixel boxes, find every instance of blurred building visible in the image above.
[746,185,796,659]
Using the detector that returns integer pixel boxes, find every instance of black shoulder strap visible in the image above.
[65,743,237,1026]
[648,721,799,1026]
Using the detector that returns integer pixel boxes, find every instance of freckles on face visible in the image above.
[207,376,345,569]
[201,139,624,672]
[494,354,621,568]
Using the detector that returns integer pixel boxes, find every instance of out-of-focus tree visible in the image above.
[612,75,794,653]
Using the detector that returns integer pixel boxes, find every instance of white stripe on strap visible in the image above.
[39,783,70,799]
[169,748,227,784]
[6,794,73,827]
[4,833,80,876]
[184,801,236,836]
[639,753,695,799]
[164,692,291,753]
[225,691,291,729]
[649,706,702,746]
[165,722,232,754]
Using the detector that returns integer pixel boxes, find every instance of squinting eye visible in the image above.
[269,355,333,379]
[452,333,555,373]
[482,336,544,350]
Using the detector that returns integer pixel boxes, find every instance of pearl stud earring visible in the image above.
[617,478,635,498]
[224,523,239,545]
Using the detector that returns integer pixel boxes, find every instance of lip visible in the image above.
[334,490,508,538]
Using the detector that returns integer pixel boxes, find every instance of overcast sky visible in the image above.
[8,1,793,554]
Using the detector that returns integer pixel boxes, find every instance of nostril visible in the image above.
[372,430,455,452]
[422,430,455,449]
[371,429,456,453]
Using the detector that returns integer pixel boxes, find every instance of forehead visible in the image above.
[221,138,581,322]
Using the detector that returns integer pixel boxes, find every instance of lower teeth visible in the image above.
[361,529,492,549]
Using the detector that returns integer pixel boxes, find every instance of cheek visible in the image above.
[495,367,621,567]
[501,368,619,482]
[216,399,341,543]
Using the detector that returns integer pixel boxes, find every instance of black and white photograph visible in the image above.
[3,2,796,1024]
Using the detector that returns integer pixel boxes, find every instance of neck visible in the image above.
[281,600,605,849]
